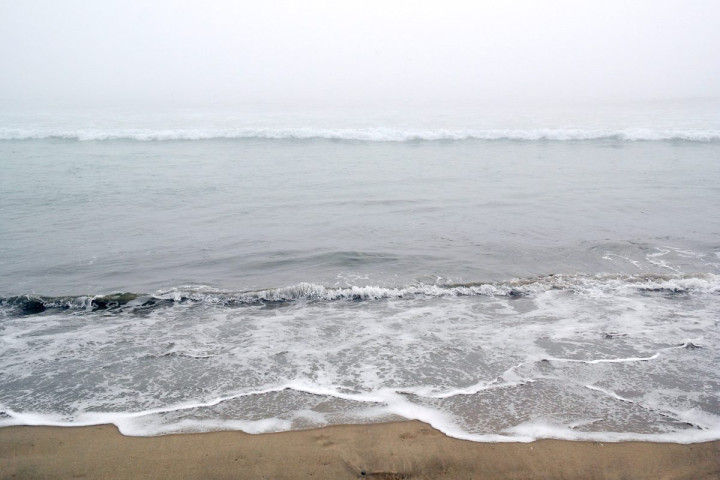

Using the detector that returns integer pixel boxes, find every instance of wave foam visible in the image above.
[2,273,718,315]
[3,379,719,442]
[1,127,719,142]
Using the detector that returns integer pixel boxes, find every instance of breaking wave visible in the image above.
[1,127,719,142]
[2,273,718,315]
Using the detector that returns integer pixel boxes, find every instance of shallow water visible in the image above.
[1,105,719,441]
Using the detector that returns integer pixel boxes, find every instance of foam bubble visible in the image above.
[1,271,718,442]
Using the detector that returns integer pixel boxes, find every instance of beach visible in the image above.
[1,421,719,479]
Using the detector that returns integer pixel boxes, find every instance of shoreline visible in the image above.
[1,421,718,479]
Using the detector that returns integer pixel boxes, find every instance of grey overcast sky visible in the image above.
[1,0,719,109]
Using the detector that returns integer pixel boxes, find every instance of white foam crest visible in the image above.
[502,418,720,443]
[0,387,279,428]
[630,275,720,294]
[4,375,720,443]
[152,273,720,305]
[584,384,716,433]
[403,361,536,400]
[0,382,389,432]
[281,380,389,404]
[405,379,532,400]
[4,273,716,315]
[352,387,720,444]
[116,417,293,436]
[584,385,638,403]
[0,380,497,437]
[547,353,660,364]
[155,282,509,303]
[1,126,719,142]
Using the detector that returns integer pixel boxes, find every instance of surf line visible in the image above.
[543,353,660,364]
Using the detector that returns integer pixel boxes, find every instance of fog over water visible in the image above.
[1,0,719,110]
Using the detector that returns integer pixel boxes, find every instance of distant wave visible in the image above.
[2,273,718,315]
[1,127,719,142]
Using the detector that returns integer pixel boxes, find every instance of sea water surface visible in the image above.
[1,101,719,441]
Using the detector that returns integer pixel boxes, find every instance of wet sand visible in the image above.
[1,421,718,479]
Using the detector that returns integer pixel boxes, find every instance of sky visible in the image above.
[1,0,719,109]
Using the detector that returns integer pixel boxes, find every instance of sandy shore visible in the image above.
[1,421,718,479]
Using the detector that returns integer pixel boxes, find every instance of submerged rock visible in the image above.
[21,299,46,314]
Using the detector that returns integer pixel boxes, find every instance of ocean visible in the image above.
[1,100,719,442]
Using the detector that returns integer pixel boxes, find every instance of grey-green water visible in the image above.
[1,108,719,441]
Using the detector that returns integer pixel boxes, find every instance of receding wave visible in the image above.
[1,127,719,142]
[2,273,718,315]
